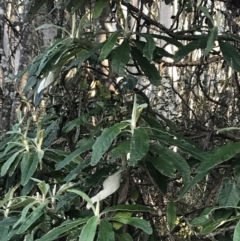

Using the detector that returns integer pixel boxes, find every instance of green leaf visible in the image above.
[199,6,214,28]
[118,75,138,93]
[0,217,19,226]
[150,134,208,162]
[93,0,109,19]
[199,218,227,235]
[21,152,39,185]
[129,128,150,165]
[204,27,218,55]
[150,144,190,183]
[0,184,19,208]
[8,151,24,176]
[174,37,208,62]
[56,140,93,170]
[1,150,23,176]
[91,122,129,165]
[151,34,183,48]
[111,39,130,76]
[79,216,98,241]
[109,139,131,160]
[197,142,240,173]
[178,171,207,199]
[66,43,104,71]
[131,47,161,86]
[145,161,168,194]
[233,220,240,241]
[217,178,240,206]
[108,217,152,235]
[166,199,177,231]
[219,40,240,72]
[99,30,122,61]
[68,189,95,211]
[29,0,46,15]
[217,127,240,134]
[150,156,176,178]
[115,232,133,241]
[17,203,47,234]
[35,218,89,241]
[101,204,153,215]
[98,220,114,241]
[36,23,71,36]
[140,33,156,61]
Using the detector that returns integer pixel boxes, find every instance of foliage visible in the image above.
[1,0,240,240]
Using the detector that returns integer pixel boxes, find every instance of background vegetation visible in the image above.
[1,0,240,240]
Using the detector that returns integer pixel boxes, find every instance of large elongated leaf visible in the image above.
[174,37,208,62]
[139,33,156,61]
[91,122,129,165]
[109,139,131,161]
[219,40,240,72]
[79,216,98,241]
[115,232,133,241]
[233,220,240,241]
[151,133,208,161]
[93,0,109,19]
[197,142,240,173]
[35,218,89,241]
[178,171,207,199]
[21,152,39,185]
[217,178,240,207]
[68,189,95,211]
[151,144,190,183]
[129,128,150,166]
[199,6,214,27]
[145,161,168,194]
[167,199,177,231]
[131,47,161,86]
[149,156,176,178]
[133,40,173,60]
[56,140,93,170]
[111,39,130,76]
[204,27,218,55]
[1,150,23,176]
[151,34,183,48]
[99,30,122,61]
[17,203,47,234]
[98,220,114,241]
[66,43,104,71]
[101,204,153,215]
[107,217,152,235]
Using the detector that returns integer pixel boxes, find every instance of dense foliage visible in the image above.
[2,0,240,240]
